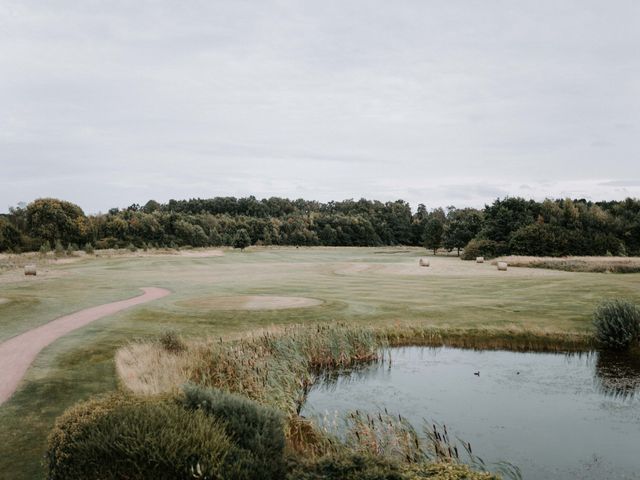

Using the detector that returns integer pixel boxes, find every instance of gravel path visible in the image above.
[0,287,170,405]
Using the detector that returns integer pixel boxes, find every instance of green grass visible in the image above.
[1,247,640,479]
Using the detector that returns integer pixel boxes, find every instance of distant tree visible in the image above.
[479,197,537,245]
[509,223,563,256]
[0,219,22,252]
[54,239,65,257]
[233,229,251,250]
[423,217,444,255]
[39,240,51,255]
[26,198,89,246]
[209,229,223,247]
[262,225,273,246]
[142,200,161,213]
[443,208,484,256]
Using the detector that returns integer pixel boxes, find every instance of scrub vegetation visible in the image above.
[592,299,640,350]
[55,325,501,479]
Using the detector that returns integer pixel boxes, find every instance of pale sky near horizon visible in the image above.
[1,0,639,213]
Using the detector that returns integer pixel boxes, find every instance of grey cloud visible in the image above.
[1,0,639,213]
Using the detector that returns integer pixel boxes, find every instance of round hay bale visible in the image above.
[476,257,485,263]
[24,264,37,276]
[419,257,430,267]
[497,261,508,271]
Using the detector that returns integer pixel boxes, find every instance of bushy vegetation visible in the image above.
[287,453,499,480]
[47,388,289,480]
[2,195,640,256]
[593,299,640,350]
[46,394,231,480]
[182,385,286,480]
[460,239,501,260]
[62,325,506,480]
[159,329,186,353]
[181,324,382,416]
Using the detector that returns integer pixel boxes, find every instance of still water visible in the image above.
[301,347,640,480]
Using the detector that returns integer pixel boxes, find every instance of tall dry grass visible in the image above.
[117,324,383,417]
[493,256,640,273]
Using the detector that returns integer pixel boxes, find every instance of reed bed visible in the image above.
[117,324,593,413]
[493,255,640,273]
[118,324,383,417]
[116,323,591,478]
[381,324,593,352]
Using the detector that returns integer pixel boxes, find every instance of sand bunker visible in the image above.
[184,295,322,311]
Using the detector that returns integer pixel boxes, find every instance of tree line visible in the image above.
[1,196,639,257]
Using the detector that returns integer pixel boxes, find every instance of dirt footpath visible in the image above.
[0,287,170,405]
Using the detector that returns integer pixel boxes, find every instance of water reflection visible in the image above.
[594,350,640,399]
[303,347,640,480]
[314,348,640,401]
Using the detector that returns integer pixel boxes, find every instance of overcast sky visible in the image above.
[1,0,639,213]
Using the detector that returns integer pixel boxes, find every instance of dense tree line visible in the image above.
[1,196,639,257]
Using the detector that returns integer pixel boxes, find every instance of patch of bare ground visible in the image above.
[179,295,322,311]
[494,255,640,273]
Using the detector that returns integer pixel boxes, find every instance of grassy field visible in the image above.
[1,247,640,479]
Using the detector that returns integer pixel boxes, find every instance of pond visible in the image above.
[301,347,640,480]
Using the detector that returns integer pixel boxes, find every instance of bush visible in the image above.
[39,240,51,255]
[54,239,65,257]
[593,299,640,350]
[83,242,94,254]
[286,453,405,480]
[159,329,186,353]
[47,394,231,480]
[182,385,286,480]
[233,229,252,250]
[461,239,502,260]
[95,237,118,249]
[127,242,137,252]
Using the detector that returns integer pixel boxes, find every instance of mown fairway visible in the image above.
[1,247,640,479]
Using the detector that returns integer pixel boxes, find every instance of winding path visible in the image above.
[0,287,171,405]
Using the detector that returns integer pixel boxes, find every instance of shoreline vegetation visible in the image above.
[100,324,596,479]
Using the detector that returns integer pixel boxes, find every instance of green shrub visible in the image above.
[54,239,65,257]
[286,453,405,480]
[95,237,118,249]
[39,240,51,255]
[47,394,231,480]
[159,329,186,353]
[233,229,252,250]
[127,242,137,252]
[286,453,499,480]
[461,239,502,260]
[593,299,640,350]
[83,242,94,254]
[182,385,286,480]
